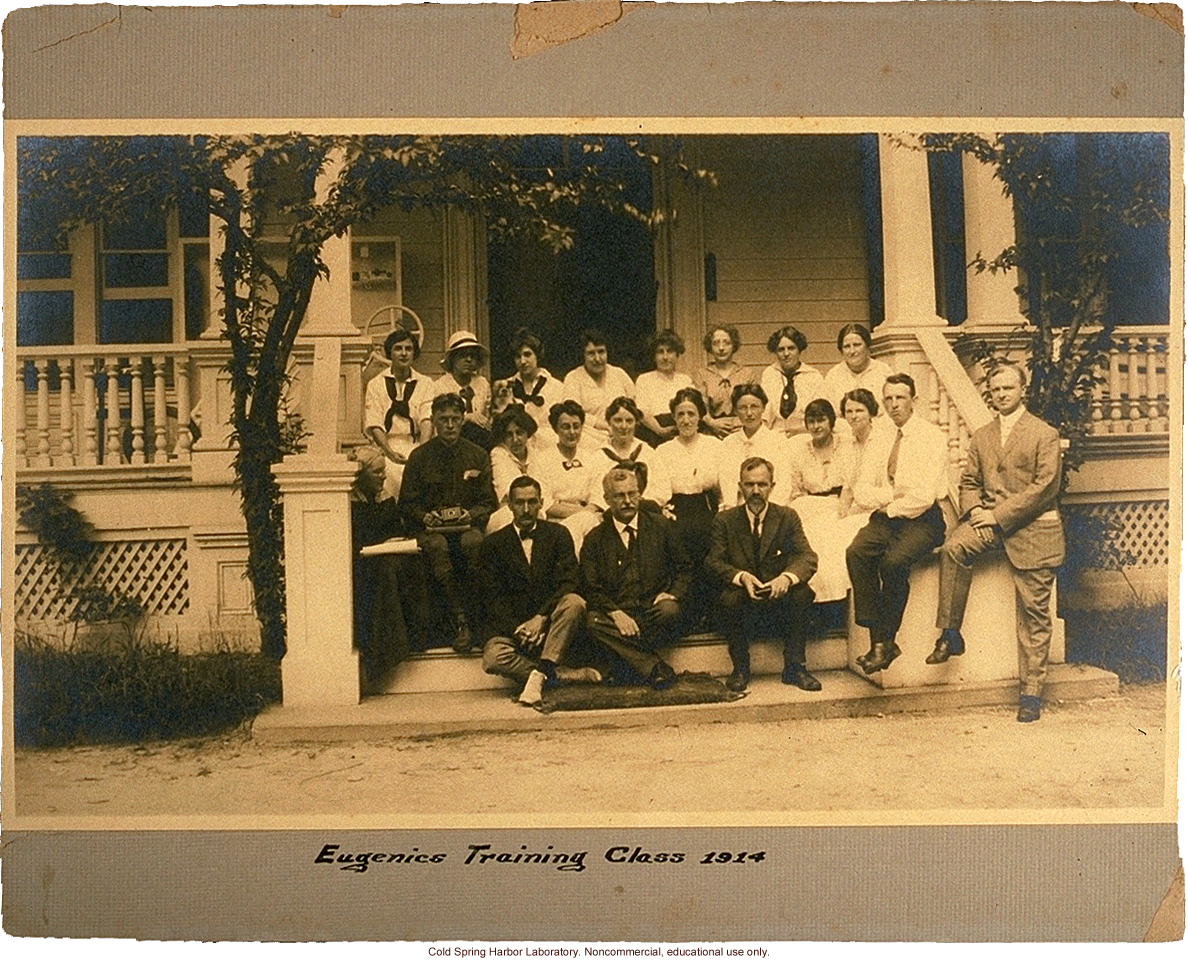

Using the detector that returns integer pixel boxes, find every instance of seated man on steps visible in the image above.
[930,362,1065,724]
[579,466,690,690]
[398,392,498,653]
[480,475,600,706]
[705,456,820,692]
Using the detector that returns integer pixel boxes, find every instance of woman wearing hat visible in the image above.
[434,330,493,449]
[363,327,434,500]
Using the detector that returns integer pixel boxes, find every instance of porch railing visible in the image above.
[1090,328,1170,435]
[14,345,193,468]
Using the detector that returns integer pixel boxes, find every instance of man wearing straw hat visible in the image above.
[433,330,493,449]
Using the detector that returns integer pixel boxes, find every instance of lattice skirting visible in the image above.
[1062,500,1170,569]
[14,538,189,621]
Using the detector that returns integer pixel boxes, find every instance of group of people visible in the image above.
[355,320,1064,723]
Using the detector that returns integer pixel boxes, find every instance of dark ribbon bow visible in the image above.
[458,384,475,413]
[518,525,538,541]
[384,378,420,441]
[513,376,546,407]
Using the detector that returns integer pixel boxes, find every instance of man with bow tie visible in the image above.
[480,475,597,706]
[930,363,1065,723]
[705,456,820,692]
[578,467,690,690]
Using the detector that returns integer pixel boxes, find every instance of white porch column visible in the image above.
[878,133,944,328]
[442,207,489,367]
[962,140,1027,330]
[272,455,360,707]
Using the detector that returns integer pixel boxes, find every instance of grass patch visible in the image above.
[1062,602,1168,684]
[13,632,281,748]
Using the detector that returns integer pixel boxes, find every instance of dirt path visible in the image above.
[13,684,1168,818]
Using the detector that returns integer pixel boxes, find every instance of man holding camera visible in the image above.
[399,392,498,652]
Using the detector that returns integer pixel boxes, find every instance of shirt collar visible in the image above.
[613,516,638,537]
[745,503,770,525]
[999,406,1026,435]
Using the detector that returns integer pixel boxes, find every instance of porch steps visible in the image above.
[253,662,1119,744]
[370,631,849,695]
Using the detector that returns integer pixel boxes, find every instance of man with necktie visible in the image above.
[480,475,597,706]
[705,456,820,692]
[930,363,1065,723]
[845,373,949,674]
[578,467,690,689]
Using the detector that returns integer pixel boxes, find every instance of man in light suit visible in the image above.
[705,456,820,692]
[930,362,1065,723]
[579,467,690,690]
[480,475,598,706]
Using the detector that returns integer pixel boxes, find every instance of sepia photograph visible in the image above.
[1,2,1182,943]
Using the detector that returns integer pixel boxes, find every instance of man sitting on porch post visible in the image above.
[398,392,498,653]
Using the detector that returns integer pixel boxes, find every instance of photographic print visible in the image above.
[2,2,1181,943]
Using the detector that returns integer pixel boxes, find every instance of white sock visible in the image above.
[518,669,547,705]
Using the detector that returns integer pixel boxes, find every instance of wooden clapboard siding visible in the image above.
[694,135,872,365]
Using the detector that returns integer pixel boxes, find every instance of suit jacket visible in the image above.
[959,410,1065,569]
[478,520,579,640]
[579,510,691,614]
[706,503,818,587]
[398,435,498,531]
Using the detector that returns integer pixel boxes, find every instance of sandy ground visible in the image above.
[13,684,1169,818]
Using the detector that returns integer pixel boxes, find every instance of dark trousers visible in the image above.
[585,600,681,682]
[715,581,815,671]
[416,528,483,624]
[845,505,944,642]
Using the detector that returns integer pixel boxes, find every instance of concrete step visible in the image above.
[371,632,850,695]
[254,662,1119,744]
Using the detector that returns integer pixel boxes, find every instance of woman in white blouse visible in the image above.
[759,324,829,438]
[823,323,892,415]
[535,400,603,554]
[488,406,549,533]
[490,326,565,451]
[634,328,694,447]
[594,396,672,511]
[786,398,863,603]
[656,387,722,628]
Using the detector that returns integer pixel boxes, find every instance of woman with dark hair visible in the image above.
[594,396,672,510]
[635,328,694,446]
[760,324,828,438]
[656,387,722,626]
[692,324,754,437]
[785,398,860,602]
[839,387,893,519]
[487,405,550,533]
[491,326,565,448]
[715,382,791,509]
[823,323,892,413]
[534,400,604,553]
[562,327,635,443]
[362,327,433,500]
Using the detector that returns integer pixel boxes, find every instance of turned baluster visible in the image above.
[175,356,193,460]
[34,358,51,467]
[129,357,146,464]
[151,354,168,462]
[1107,344,1123,433]
[81,359,99,466]
[58,357,75,466]
[15,363,28,467]
[1126,336,1141,432]
[104,356,123,464]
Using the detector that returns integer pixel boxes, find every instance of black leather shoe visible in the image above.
[1016,695,1042,723]
[648,661,677,691]
[925,632,966,664]
[861,641,901,674]
[726,668,750,692]
[782,664,822,691]
[451,619,473,654]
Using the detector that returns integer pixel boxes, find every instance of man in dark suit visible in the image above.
[931,362,1065,723]
[579,466,690,690]
[399,392,498,652]
[706,456,820,692]
[480,475,598,705]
